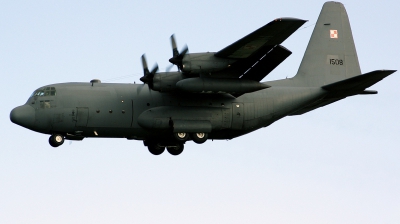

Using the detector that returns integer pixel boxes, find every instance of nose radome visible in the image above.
[10,105,35,129]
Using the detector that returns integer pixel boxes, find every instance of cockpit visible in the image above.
[30,87,57,97]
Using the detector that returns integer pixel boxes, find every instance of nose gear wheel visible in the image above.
[49,134,65,147]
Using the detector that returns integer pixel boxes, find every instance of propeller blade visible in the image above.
[165,64,174,72]
[178,45,188,59]
[140,54,156,85]
[171,34,179,58]
[141,54,150,76]
[168,34,189,72]
[150,64,159,75]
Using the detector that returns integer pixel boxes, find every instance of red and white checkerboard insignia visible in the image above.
[330,30,338,38]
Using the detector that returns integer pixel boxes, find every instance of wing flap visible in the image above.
[215,18,306,59]
[240,45,292,82]
[211,44,291,80]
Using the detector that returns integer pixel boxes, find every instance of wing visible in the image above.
[212,18,306,81]
[215,18,307,59]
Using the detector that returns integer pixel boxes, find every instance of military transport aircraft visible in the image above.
[10,2,395,156]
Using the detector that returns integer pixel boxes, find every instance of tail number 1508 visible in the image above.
[330,59,344,65]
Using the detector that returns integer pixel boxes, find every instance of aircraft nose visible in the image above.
[10,105,35,129]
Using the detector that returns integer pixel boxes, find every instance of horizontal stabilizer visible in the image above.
[322,70,396,92]
[359,90,378,95]
[291,70,395,116]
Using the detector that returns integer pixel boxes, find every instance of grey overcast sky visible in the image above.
[1,0,399,223]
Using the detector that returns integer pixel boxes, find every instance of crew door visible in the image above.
[231,103,244,130]
[76,107,89,127]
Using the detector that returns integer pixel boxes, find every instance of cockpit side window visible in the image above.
[31,87,57,97]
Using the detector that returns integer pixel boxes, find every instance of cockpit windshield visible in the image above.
[30,87,56,97]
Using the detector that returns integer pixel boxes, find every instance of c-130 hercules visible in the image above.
[10,2,395,156]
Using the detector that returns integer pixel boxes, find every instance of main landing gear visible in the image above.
[147,142,165,155]
[166,144,184,156]
[49,134,65,147]
[146,141,185,156]
[190,132,208,144]
[174,132,208,144]
[146,132,209,156]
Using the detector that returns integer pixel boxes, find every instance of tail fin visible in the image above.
[294,2,361,86]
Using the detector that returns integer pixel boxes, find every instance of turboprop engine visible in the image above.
[168,35,236,74]
[179,53,236,74]
[170,52,236,74]
[152,72,185,92]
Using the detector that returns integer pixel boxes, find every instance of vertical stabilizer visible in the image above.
[294,2,361,86]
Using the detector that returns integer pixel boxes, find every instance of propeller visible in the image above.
[140,54,158,88]
[169,34,188,71]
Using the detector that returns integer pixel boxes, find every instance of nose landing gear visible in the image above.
[49,134,65,147]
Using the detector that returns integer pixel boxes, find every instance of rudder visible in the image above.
[294,2,361,86]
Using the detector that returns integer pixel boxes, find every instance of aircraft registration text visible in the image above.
[329,59,344,65]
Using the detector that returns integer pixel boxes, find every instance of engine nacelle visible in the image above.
[181,52,236,74]
[152,72,185,92]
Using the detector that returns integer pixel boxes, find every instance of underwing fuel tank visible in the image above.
[176,78,270,94]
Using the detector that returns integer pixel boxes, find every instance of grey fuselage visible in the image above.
[12,78,326,142]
